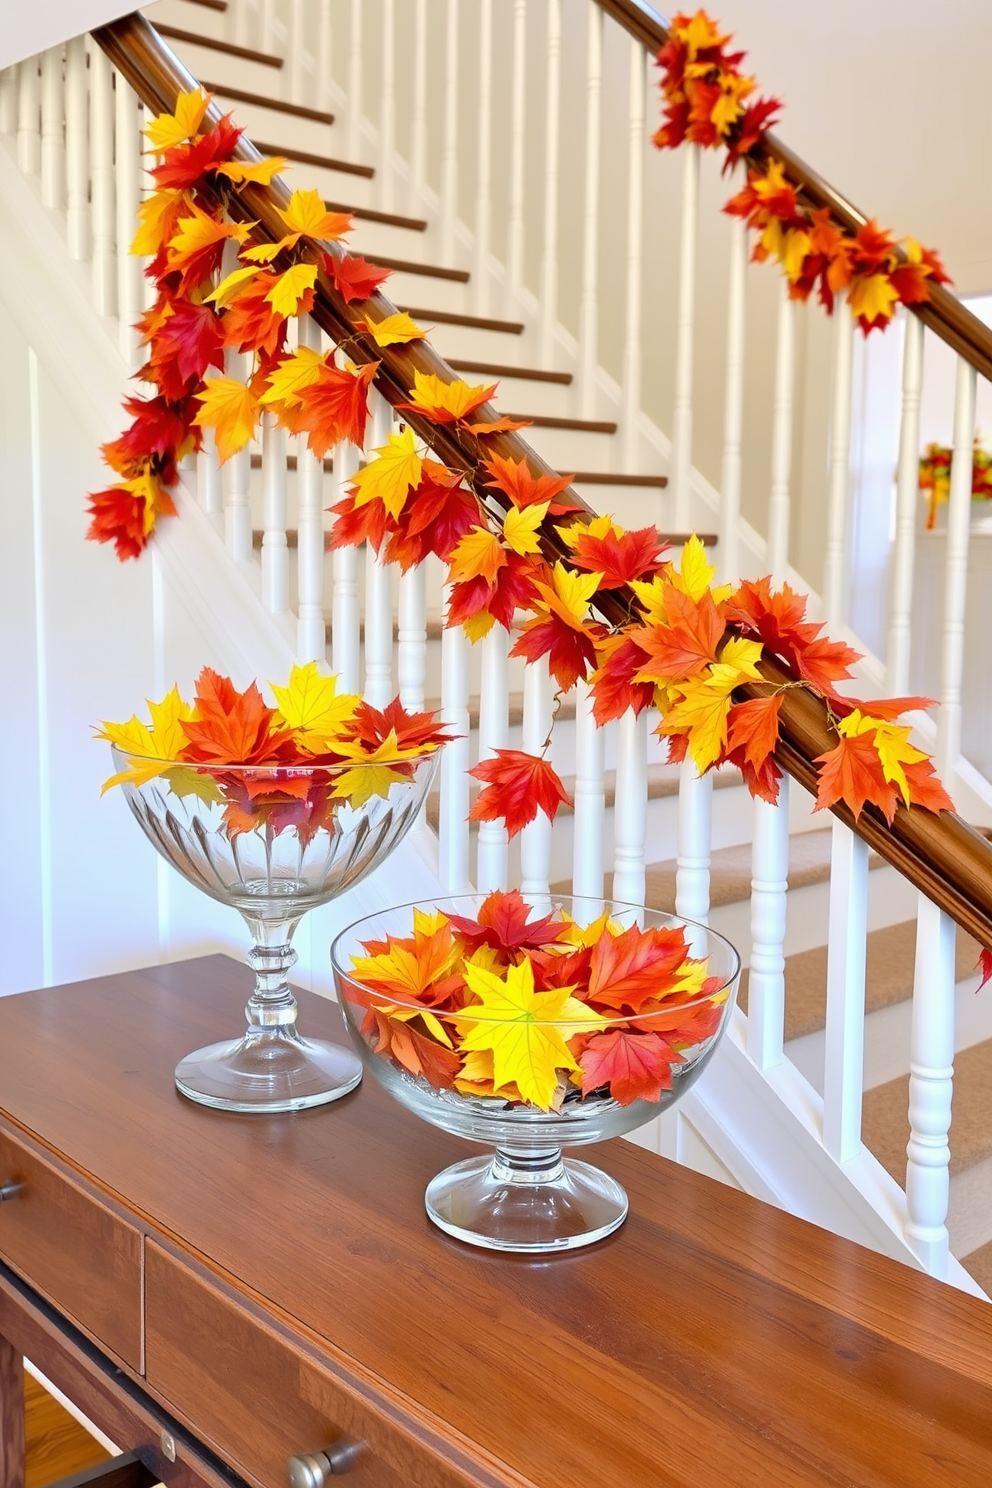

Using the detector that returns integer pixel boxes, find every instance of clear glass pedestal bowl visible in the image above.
[332,895,741,1254]
[111,744,440,1113]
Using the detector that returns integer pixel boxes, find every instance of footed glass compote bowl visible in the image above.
[332,894,741,1253]
[112,744,440,1113]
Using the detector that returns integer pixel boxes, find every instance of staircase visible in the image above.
[5,0,992,1302]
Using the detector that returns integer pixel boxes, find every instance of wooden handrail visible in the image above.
[92,12,992,951]
[596,0,992,384]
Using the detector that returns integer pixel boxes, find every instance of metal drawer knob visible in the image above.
[0,1182,21,1203]
[287,1441,365,1485]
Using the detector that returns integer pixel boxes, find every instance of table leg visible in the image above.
[0,1334,24,1488]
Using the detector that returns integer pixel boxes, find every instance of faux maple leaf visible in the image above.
[510,563,605,691]
[324,252,392,304]
[978,949,992,994]
[337,696,450,757]
[725,576,860,700]
[144,89,213,154]
[367,1010,462,1089]
[142,300,225,400]
[631,584,726,685]
[468,749,571,839]
[446,550,543,641]
[355,311,428,347]
[166,205,253,294]
[588,634,657,725]
[560,515,669,589]
[97,685,196,789]
[382,462,479,571]
[221,271,288,358]
[179,668,295,766]
[813,728,900,823]
[86,471,176,559]
[446,890,564,958]
[396,371,497,425]
[481,453,581,515]
[277,360,378,458]
[151,114,245,191]
[578,1029,684,1105]
[193,377,260,463]
[586,923,691,1013]
[269,662,360,752]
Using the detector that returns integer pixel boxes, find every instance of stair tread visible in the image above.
[640,827,877,912]
[504,413,617,433]
[363,255,470,283]
[325,201,427,231]
[186,0,227,10]
[863,1036,992,1183]
[400,307,524,334]
[448,359,572,385]
[155,23,283,67]
[254,140,373,178]
[200,80,334,124]
[960,1237,992,1295]
[738,919,981,1044]
[573,472,668,487]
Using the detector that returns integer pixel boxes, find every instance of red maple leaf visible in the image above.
[978,949,992,993]
[446,889,563,957]
[632,586,725,683]
[725,694,782,775]
[900,757,955,816]
[578,1029,684,1104]
[366,1009,462,1089]
[151,116,244,191]
[325,252,392,304]
[446,550,542,635]
[222,272,287,358]
[589,634,656,725]
[567,525,669,589]
[586,923,690,1013]
[144,300,226,399]
[383,463,480,571]
[467,750,571,839]
[481,453,581,515]
[85,484,167,561]
[338,697,449,755]
[328,491,394,555]
[726,577,860,699]
[102,394,198,476]
[280,360,377,458]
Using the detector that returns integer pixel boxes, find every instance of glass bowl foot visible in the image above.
[175,1028,363,1113]
[425,1148,628,1253]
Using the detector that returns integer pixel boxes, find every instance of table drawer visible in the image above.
[0,1126,141,1369]
[145,1242,488,1488]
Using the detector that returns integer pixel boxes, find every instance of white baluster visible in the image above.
[746,780,790,1070]
[40,48,65,213]
[613,708,648,912]
[197,433,222,518]
[675,761,712,924]
[260,0,275,55]
[887,313,925,696]
[439,592,472,893]
[223,340,252,561]
[408,0,427,217]
[363,392,395,707]
[398,564,427,713]
[539,0,561,368]
[822,295,855,630]
[89,42,116,318]
[936,355,976,783]
[905,893,956,1278]
[822,819,869,1161]
[317,0,333,111]
[287,0,305,105]
[296,314,326,663]
[115,73,142,368]
[347,0,362,162]
[578,2,602,419]
[378,0,395,212]
[232,0,250,48]
[621,40,644,473]
[17,55,40,176]
[0,69,17,135]
[671,147,699,528]
[572,677,606,918]
[520,659,553,901]
[476,627,510,892]
[261,413,289,613]
[718,188,747,586]
[473,0,493,316]
[440,0,458,264]
[505,0,527,317]
[331,441,361,692]
[766,285,796,582]
[65,37,89,263]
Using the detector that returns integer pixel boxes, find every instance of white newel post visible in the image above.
[378,0,395,212]
[261,413,289,615]
[746,781,790,1070]
[363,394,395,708]
[519,660,553,902]
[408,0,428,217]
[398,564,428,713]
[571,678,606,918]
[718,189,747,586]
[822,296,855,631]
[766,285,796,584]
[438,589,471,893]
[613,709,648,913]
[905,893,956,1278]
[671,146,699,530]
[65,37,89,263]
[476,627,510,892]
[936,355,977,783]
[675,761,711,926]
[887,312,925,696]
[295,314,326,663]
[440,0,459,264]
[620,39,644,473]
[40,48,65,214]
[115,73,143,368]
[472,0,493,317]
[539,0,561,368]
[330,440,361,693]
[505,0,527,317]
[89,42,117,319]
[577,0,602,419]
[822,819,869,1161]
[17,55,40,177]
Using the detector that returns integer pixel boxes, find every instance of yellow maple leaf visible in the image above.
[266,263,318,318]
[144,89,212,153]
[558,513,624,550]
[502,501,549,557]
[257,346,328,411]
[240,240,288,265]
[837,709,927,807]
[455,958,606,1111]
[360,312,429,347]
[538,562,602,627]
[402,370,496,421]
[447,526,507,587]
[847,272,900,327]
[278,189,354,242]
[781,227,812,282]
[671,535,717,602]
[193,377,260,463]
[206,265,262,310]
[716,635,764,681]
[131,188,182,257]
[629,574,669,626]
[349,427,422,521]
[167,207,252,276]
[269,661,360,750]
[657,676,734,775]
[215,156,287,186]
[96,686,195,791]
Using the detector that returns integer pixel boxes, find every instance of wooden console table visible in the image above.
[1,955,992,1488]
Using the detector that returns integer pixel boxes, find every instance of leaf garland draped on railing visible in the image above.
[88,86,955,842]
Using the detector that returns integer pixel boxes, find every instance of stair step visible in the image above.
[325,201,427,232]
[400,307,524,335]
[738,920,981,1044]
[448,360,572,385]
[187,0,227,10]
[253,140,373,179]
[863,1039,992,1187]
[648,829,883,913]
[363,255,470,284]
[573,472,668,488]
[200,80,334,125]
[961,1237,992,1295]
[505,414,617,434]
[155,23,283,68]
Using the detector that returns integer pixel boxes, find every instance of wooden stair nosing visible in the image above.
[572,471,668,487]
[253,140,373,179]
[364,255,470,284]
[185,0,227,11]
[325,200,427,232]
[200,79,334,125]
[154,24,283,68]
[400,307,524,335]
[504,413,618,434]
[448,359,572,385]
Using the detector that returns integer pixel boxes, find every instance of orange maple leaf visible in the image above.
[278,361,378,458]
[324,252,391,304]
[179,668,295,766]
[481,453,581,515]
[813,730,900,823]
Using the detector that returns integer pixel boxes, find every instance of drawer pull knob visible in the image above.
[288,1442,364,1484]
[0,1182,21,1203]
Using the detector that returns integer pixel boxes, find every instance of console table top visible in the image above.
[1,954,991,1487]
